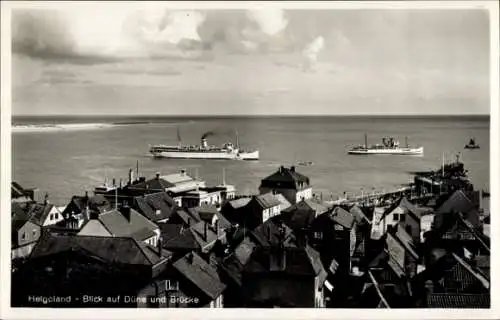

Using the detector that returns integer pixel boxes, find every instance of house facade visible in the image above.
[259,166,313,205]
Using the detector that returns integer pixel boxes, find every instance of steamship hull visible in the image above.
[348,146,424,155]
[151,150,259,160]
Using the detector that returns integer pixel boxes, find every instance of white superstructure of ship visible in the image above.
[149,128,259,160]
[348,133,423,155]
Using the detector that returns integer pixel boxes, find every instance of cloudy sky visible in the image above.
[10,4,491,115]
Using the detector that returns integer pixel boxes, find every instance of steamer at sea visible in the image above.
[149,128,260,160]
[348,133,424,155]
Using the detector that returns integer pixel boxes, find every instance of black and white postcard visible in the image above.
[1,1,498,319]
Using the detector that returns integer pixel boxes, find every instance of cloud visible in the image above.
[302,36,325,71]
[12,6,208,64]
[246,8,288,36]
[12,7,306,64]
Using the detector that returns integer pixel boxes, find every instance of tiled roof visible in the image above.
[67,195,111,213]
[165,221,219,251]
[382,197,423,222]
[26,202,56,226]
[193,204,219,222]
[227,197,251,209]
[260,166,310,190]
[254,193,282,209]
[451,253,489,290]
[12,202,29,221]
[244,244,326,281]
[394,225,419,260]
[349,205,371,224]
[158,223,184,243]
[133,192,176,222]
[11,182,26,198]
[164,228,201,251]
[427,293,490,308]
[280,200,320,231]
[214,212,232,231]
[129,176,175,191]
[96,208,159,241]
[436,190,477,215]
[131,227,158,242]
[252,219,296,247]
[161,172,196,184]
[172,209,201,226]
[274,193,292,211]
[330,206,355,229]
[31,233,167,266]
[434,190,480,228]
[173,252,226,300]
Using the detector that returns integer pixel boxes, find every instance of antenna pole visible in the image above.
[236,130,240,149]
[177,127,182,147]
[136,160,139,180]
[442,152,445,177]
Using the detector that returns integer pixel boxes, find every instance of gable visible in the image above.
[78,220,112,237]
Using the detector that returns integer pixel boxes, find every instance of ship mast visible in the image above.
[236,130,240,149]
[177,127,182,147]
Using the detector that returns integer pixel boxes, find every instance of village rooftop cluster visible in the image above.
[10,160,490,308]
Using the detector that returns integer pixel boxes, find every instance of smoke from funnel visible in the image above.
[302,36,325,70]
[201,131,216,139]
[201,128,236,140]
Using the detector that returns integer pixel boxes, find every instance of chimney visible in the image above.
[156,172,160,180]
[290,166,295,172]
[279,166,284,174]
[128,168,133,185]
[119,178,123,188]
[112,178,116,187]
[158,237,163,257]
[44,193,49,205]
[180,169,186,175]
[120,206,132,222]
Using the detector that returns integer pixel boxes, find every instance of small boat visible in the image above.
[297,161,314,166]
[464,138,480,149]
[348,134,424,155]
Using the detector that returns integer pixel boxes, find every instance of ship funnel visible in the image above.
[201,138,208,148]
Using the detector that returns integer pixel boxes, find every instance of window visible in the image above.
[49,214,54,221]
[400,214,405,222]
[55,213,59,219]
[314,232,323,240]
[393,213,399,221]
[21,232,26,240]
[33,229,37,237]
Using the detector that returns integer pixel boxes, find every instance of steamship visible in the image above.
[149,129,259,160]
[348,133,424,155]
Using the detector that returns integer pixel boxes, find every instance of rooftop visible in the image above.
[90,207,159,241]
[173,252,226,300]
[260,166,310,190]
[133,192,176,222]
[31,233,170,266]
